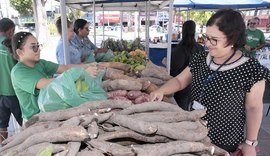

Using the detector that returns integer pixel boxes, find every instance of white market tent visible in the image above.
[64,0,169,11]
[173,0,270,9]
[58,0,270,69]
[57,0,172,64]
[163,0,270,72]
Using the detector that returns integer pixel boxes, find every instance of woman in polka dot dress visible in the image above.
[150,9,270,155]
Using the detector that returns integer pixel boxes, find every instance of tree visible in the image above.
[10,0,49,43]
[32,0,49,43]
[175,10,214,25]
[10,0,33,16]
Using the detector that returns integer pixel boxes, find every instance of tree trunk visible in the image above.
[32,0,49,44]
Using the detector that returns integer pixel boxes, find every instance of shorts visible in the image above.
[0,95,23,128]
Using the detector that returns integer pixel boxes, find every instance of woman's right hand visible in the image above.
[150,90,164,102]
[85,64,98,78]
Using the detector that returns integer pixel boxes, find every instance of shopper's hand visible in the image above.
[150,90,164,102]
[95,48,107,54]
[85,63,98,78]
[238,143,256,156]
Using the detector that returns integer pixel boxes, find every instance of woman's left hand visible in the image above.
[238,143,256,156]
[85,63,98,78]
[95,48,107,53]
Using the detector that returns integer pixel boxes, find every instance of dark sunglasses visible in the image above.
[30,44,42,53]
[249,22,257,25]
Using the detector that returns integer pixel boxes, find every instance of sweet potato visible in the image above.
[107,90,128,98]
[127,90,143,100]
[134,94,150,104]
[111,96,130,101]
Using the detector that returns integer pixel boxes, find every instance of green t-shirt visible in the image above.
[245,29,265,57]
[11,59,59,119]
[0,35,18,96]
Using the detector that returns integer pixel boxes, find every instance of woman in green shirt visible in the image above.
[7,32,98,120]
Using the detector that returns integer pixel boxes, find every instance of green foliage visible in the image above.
[10,0,33,16]
[111,50,148,70]
[68,8,83,21]
[48,22,57,35]
[101,38,145,52]
[179,10,214,25]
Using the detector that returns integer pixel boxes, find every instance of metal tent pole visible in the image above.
[166,0,174,73]
[93,0,96,46]
[60,0,70,64]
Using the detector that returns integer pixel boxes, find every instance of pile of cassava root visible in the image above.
[0,100,229,156]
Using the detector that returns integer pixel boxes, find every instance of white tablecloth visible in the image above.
[256,46,270,70]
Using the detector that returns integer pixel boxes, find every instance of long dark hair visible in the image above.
[3,32,32,60]
[177,20,197,57]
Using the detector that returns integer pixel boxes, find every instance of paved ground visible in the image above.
[258,103,270,156]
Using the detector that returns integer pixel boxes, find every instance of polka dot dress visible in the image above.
[189,51,270,150]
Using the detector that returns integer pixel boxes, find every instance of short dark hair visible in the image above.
[55,17,72,35]
[206,9,246,50]
[73,19,88,34]
[0,18,15,32]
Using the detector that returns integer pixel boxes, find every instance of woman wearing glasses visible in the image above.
[6,32,98,120]
[150,9,269,155]
[72,19,106,63]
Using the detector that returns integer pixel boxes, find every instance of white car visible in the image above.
[150,25,161,32]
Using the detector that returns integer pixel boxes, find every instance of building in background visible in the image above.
[0,0,19,19]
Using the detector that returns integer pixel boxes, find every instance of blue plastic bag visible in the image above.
[38,67,107,112]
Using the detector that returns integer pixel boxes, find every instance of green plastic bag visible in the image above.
[38,67,107,112]
[95,49,114,62]
[84,50,96,63]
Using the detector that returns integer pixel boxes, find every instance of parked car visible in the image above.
[104,26,113,31]
[150,25,161,32]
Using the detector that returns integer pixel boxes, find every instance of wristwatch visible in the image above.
[245,139,258,147]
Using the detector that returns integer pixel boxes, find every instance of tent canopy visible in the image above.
[61,0,169,11]
[173,0,270,9]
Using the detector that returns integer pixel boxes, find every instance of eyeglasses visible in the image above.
[249,22,257,25]
[30,44,42,53]
[202,33,226,46]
